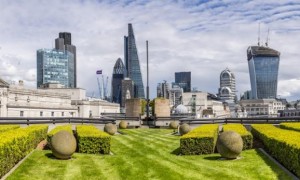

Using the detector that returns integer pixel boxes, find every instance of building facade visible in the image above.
[218,68,236,101]
[55,32,77,87]
[240,99,285,117]
[37,49,75,88]
[169,84,183,108]
[157,81,170,99]
[124,24,145,98]
[174,72,191,92]
[247,46,280,99]
[121,78,134,108]
[111,58,126,104]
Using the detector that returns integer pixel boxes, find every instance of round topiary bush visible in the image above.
[51,130,76,159]
[119,120,128,129]
[217,131,243,159]
[169,121,178,129]
[179,123,190,135]
[104,123,117,135]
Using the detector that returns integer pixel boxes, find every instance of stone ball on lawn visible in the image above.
[217,131,243,159]
[179,123,190,135]
[51,130,76,160]
[104,123,117,135]
[169,121,178,129]
[119,120,128,129]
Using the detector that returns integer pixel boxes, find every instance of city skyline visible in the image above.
[0,1,300,100]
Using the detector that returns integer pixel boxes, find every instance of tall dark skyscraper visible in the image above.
[247,46,280,99]
[111,58,126,104]
[55,32,77,87]
[174,72,191,92]
[124,24,145,98]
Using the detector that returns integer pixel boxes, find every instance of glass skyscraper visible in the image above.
[247,46,280,99]
[174,72,191,92]
[111,58,126,104]
[37,49,74,88]
[124,24,145,98]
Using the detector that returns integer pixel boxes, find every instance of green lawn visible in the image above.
[8,129,292,180]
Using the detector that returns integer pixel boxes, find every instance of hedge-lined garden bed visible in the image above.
[0,125,48,178]
[280,122,300,132]
[0,125,20,133]
[251,124,300,177]
[180,124,219,155]
[76,125,111,154]
[222,124,253,150]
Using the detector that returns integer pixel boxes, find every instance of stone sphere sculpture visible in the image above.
[169,121,178,129]
[217,131,243,159]
[179,123,191,135]
[119,120,128,129]
[104,123,117,135]
[51,130,76,159]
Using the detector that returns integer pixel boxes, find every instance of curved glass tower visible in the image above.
[124,24,145,98]
[111,58,126,104]
[247,46,280,99]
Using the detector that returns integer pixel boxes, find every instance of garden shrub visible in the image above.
[179,123,190,135]
[180,124,219,155]
[222,124,253,150]
[251,124,300,177]
[0,125,48,178]
[76,125,111,154]
[0,125,20,133]
[104,123,117,135]
[280,122,300,132]
[217,131,243,159]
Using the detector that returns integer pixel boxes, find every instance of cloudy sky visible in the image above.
[0,0,300,100]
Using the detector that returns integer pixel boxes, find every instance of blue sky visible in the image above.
[0,0,300,100]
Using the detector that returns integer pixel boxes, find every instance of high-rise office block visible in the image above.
[111,58,126,104]
[174,72,191,92]
[55,32,77,87]
[124,24,145,98]
[218,68,236,101]
[37,49,74,88]
[247,46,280,99]
[157,81,170,98]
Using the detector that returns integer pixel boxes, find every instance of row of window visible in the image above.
[20,111,74,117]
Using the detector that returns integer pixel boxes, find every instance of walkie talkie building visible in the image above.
[247,46,280,99]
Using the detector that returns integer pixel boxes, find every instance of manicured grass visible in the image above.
[8,129,292,180]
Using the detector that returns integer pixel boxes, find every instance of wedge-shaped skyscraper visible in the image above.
[124,24,145,98]
[247,46,280,99]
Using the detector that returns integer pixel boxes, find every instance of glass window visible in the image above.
[40,111,43,117]
[20,111,24,117]
[51,112,54,117]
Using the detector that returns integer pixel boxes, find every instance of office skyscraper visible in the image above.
[124,24,145,98]
[218,68,236,101]
[157,81,170,98]
[111,58,126,104]
[174,72,191,92]
[37,49,74,88]
[247,46,280,99]
[55,32,77,87]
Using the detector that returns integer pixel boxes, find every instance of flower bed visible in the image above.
[0,125,48,178]
[0,125,20,133]
[76,125,111,154]
[280,122,300,132]
[222,124,253,150]
[180,124,219,155]
[251,124,300,177]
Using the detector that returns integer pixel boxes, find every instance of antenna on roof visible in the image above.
[257,23,261,46]
[265,28,270,47]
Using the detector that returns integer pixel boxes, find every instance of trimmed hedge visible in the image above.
[76,125,111,154]
[280,122,300,132]
[0,125,48,178]
[47,125,73,145]
[222,124,253,150]
[180,124,219,155]
[0,125,20,133]
[251,124,300,177]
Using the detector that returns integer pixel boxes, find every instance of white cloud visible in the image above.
[0,0,300,100]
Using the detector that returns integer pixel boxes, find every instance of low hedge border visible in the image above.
[0,125,20,133]
[222,124,253,150]
[47,125,73,145]
[280,122,300,133]
[180,124,219,155]
[0,125,48,178]
[76,125,111,154]
[251,124,300,177]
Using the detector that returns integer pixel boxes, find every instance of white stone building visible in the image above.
[218,68,236,101]
[240,99,285,117]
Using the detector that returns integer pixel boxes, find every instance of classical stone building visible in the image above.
[240,99,285,117]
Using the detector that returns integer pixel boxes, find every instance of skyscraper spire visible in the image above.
[124,24,145,98]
